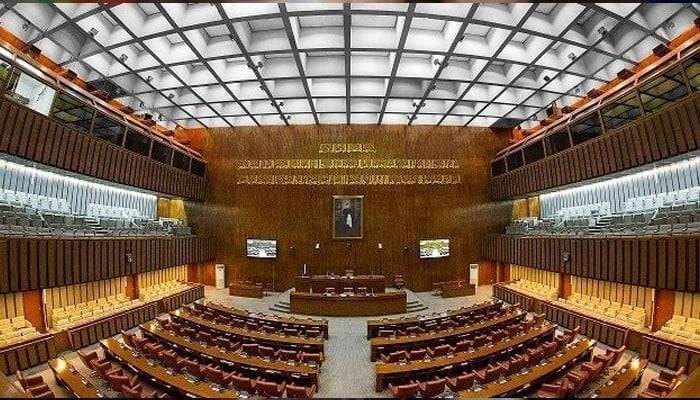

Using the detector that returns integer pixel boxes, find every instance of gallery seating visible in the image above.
[50,294,141,330]
[0,316,41,346]
[139,281,192,302]
[655,315,700,347]
[556,293,647,329]
[509,279,558,301]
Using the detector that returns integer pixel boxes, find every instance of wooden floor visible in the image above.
[4,284,682,398]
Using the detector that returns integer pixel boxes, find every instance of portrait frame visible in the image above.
[332,195,364,239]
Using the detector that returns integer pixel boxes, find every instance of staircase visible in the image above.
[84,216,109,235]
[588,216,612,234]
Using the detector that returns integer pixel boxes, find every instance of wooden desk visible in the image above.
[0,371,27,398]
[48,358,100,398]
[295,275,385,293]
[668,363,700,398]
[366,300,502,339]
[290,291,405,316]
[100,338,239,399]
[594,358,648,398]
[140,323,319,387]
[370,311,526,361]
[228,283,263,298]
[171,310,324,353]
[200,302,329,339]
[439,282,476,298]
[374,322,556,391]
[457,338,597,398]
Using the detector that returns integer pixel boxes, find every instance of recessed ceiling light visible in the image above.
[89,27,99,37]
[147,75,154,82]
[543,75,551,82]
[567,52,576,61]
[119,53,128,62]
[597,26,608,36]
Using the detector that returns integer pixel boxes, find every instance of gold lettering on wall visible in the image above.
[237,174,462,185]
[237,143,461,185]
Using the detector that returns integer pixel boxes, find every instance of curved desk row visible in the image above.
[139,323,319,388]
[100,338,239,398]
[290,291,406,316]
[366,300,503,339]
[374,322,556,391]
[197,302,329,339]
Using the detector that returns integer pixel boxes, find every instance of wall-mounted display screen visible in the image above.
[419,239,450,259]
[246,239,277,259]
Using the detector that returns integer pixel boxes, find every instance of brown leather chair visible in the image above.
[241,343,259,356]
[90,358,121,380]
[416,378,446,398]
[427,344,450,358]
[205,366,232,387]
[378,329,395,337]
[536,381,572,398]
[394,275,405,289]
[77,349,100,374]
[161,349,187,371]
[638,380,675,398]
[526,347,544,366]
[300,352,323,365]
[388,382,418,398]
[121,330,136,348]
[106,372,139,393]
[409,349,427,361]
[255,379,286,397]
[542,341,558,359]
[183,359,208,380]
[122,384,144,398]
[381,350,408,363]
[231,374,257,395]
[446,372,476,391]
[278,349,301,362]
[475,364,503,384]
[286,384,316,398]
[653,366,685,386]
[15,371,52,396]
[258,345,277,359]
[581,360,604,382]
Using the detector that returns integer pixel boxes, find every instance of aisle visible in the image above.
[206,285,494,397]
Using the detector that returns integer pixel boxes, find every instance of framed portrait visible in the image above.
[333,195,363,239]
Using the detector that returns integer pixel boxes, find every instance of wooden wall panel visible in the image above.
[0,293,23,320]
[0,236,213,294]
[137,265,187,289]
[510,264,559,288]
[0,99,205,200]
[185,125,511,291]
[674,292,700,319]
[492,92,700,199]
[482,234,699,292]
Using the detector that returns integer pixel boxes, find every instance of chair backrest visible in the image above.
[543,341,558,358]
[396,383,418,397]
[455,373,475,391]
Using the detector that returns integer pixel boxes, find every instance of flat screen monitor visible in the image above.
[246,239,277,259]
[419,239,450,259]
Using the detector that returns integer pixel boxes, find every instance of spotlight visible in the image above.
[574,87,581,94]
[597,26,608,37]
[139,101,145,108]
[89,27,99,37]
[430,84,437,91]
[433,57,442,66]
[147,75,154,82]
[567,52,576,61]
[666,20,674,30]
[168,93,175,99]
[158,114,164,121]
[543,75,551,82]
[120,53,128,62]
[21,22,29,32]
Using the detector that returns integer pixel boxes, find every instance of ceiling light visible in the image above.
[597,26,608,37]
[21,22,29,32]
[139,101,145,108]
[567,52,576,61]
[89,27,99,37]
[666,20,674,30]
[430,84,437,91]
[543,75,551,82]
[147,75,154,82]
[280,114,291,121]
[158,114,164,121]
[168,93,175,99]
[433,58,442,66]
[574,87,581,94]
[120,53,128,62]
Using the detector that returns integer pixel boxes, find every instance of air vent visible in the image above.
[616,68,633,80]
[587,88,603,99]
[653,44,670,58]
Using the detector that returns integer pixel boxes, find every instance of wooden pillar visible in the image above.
[125,274,138,300]
[559,273,572,299]
[652,289,675,331]
[22,290,46,333]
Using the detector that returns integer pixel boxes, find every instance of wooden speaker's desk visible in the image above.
[290,291,406,316]
[228,283,263,298]
[295,275,385,293]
